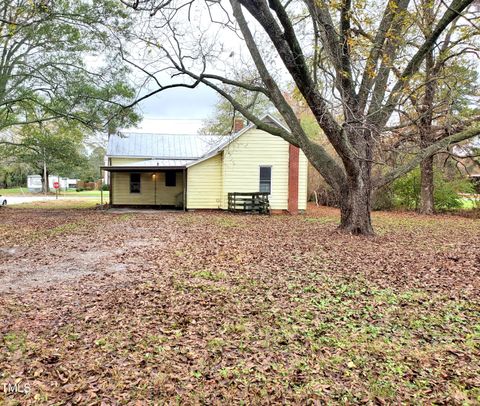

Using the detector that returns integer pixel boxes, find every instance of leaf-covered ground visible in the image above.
[0,205,479,404]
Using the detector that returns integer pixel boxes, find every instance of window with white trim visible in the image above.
[259,166,271,194]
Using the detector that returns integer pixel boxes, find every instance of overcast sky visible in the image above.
[123,84,219,134]
[117,2,244,135]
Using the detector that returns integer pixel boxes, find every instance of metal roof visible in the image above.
[107,133,224,159]
[123,159,192,168]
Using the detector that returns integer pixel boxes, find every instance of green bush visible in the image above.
[391,169,421,210]
[101,184,110,191]
[434,176,472,210]
[76,187,85,192]
[372,186,395,211]
[391,168,473,211]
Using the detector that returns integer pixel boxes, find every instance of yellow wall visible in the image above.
[111,171,184,206]
[186,154,223,209]
[186,129,308,211]
[221,129,288,210]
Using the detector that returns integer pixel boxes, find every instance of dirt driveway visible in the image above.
[0,209,171,292]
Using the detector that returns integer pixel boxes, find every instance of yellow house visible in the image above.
[102,115,308,213]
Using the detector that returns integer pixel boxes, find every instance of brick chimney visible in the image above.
[234,117,244,132]
[288,144,299,215]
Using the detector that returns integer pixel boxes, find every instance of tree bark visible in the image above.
[339,155,374,235]
[419,155,434,214]
[43,156,48,195]
[418,3,436,215]
[339,181,374,235]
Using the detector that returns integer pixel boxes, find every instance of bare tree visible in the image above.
[122,0,480,234]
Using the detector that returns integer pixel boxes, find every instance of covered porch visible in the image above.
[101,160,188,209]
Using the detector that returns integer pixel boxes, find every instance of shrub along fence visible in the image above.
[77,180,103,191]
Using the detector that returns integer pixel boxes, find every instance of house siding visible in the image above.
[186,154,223,209]
[111,171,183,206]
[221,128,290,210]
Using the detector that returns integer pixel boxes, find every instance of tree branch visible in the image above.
[236,0,355,173]
[371,0,475,129]
[375,124,480,188]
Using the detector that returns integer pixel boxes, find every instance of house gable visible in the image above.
[186,115,308,211]
[220,127,291,210]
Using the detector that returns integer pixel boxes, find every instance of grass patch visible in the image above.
[63,190,110,197]
[47,220,88,236]
[118,213,135,221]
[2,332,27,352]
[0,188,109,197]
[26,219,90,241]
[192,269,227,281]
[304,217,337,224]
[461,197,479,209]
[215,217,241,228]
[0,187,30,195]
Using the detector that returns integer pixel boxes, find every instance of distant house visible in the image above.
[27,175,77,193]
[48,177,77,190]
[27,175,43,193]
[102,114,308,213]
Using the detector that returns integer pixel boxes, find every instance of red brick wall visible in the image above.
[288,144,299,214]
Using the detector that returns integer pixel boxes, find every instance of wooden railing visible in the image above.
[227,192,270,214]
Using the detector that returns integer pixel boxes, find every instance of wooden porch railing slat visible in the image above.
[227,192,270,214]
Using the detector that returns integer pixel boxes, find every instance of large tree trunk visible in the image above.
[339,186,374,235]
[339,158,374,235]
[419,155,434,214]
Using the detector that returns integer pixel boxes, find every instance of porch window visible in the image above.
[165,171,176,187]
[259,166,271,194]
[130,173,141,193]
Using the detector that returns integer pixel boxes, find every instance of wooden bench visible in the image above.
[227,192,270,214]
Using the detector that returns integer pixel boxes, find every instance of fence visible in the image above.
[227,192,270,214]
[77,180,103,190]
